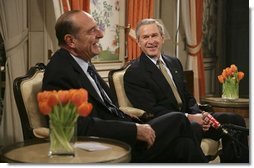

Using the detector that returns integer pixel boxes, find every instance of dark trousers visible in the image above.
[191,112,249,163]
[132,112,208,163]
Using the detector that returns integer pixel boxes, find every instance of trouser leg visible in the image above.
[132,112,207,163]
[171,137,207,163]
[190,121,203,144]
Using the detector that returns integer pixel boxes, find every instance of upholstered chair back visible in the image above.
[110,65,132,107]
[13,63,47,140]
[108,63,145,117]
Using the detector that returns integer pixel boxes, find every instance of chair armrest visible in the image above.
[201,138,220,156]
[119,106,145,117]
[33,127,49,139]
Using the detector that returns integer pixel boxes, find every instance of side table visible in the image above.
[0,136,131,163]
[200,97,249,126]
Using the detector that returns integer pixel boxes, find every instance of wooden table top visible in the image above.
[200,97,249,108]
[0,136,131,163]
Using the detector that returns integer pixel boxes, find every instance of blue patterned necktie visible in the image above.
[87,65,125,118]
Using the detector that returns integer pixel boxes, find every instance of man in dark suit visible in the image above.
[42,10,207,163]
[124,18,249,163]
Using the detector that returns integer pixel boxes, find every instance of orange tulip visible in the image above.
[78,88,88,102]
[37,91,51,103]
[238,71,244,81]
[38,101,52,115]
[230,64,238,73]
[37,92,44,102]
[48,92,59,107]
[71,91,83,107]
[225,67,232,77]
[69,89,77,99]
[217,75,224,84]
[57,90,70,104]
[222,69,227,78]
[78,102,93,117]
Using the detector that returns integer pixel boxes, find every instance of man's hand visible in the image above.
[187,113,211,131]
[136,123,156,149]
[201,111,212,131]
[187,113,203,125]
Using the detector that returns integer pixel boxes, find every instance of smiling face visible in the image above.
[63,11,104,61]
[137,23,164,58]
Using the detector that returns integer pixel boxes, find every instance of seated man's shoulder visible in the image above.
[163,55,179,62]
[126,59,142,71]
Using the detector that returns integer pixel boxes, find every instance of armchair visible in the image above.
[108,62,221,163]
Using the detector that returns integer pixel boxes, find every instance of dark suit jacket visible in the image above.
[42,48,137,146]
[124,53,200,117]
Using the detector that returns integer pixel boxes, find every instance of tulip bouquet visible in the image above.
[217,64,244,99]
[37,88,93,156]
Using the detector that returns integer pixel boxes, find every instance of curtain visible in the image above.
[181,0,205,101]
[61,0,90,12]
[0,0,28,145]
[127,0,154,61]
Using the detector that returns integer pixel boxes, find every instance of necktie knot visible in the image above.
[157,59,161,64]
[156,59,161,65]
[87,65,95,76]
[157,59,164,70]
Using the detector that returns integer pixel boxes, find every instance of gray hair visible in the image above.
[135,18,165,40]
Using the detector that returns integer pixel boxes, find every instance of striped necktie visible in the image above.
[87,65,125,118]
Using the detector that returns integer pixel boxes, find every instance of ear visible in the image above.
[161,35,165,44]
[136,39,141,47]
[64,34,75,48]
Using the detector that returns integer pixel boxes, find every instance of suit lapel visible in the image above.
[162,55,182,89]
[140,54,173,96]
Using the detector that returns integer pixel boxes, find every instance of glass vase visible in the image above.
[222,79,239,100]
[48,119,76,157]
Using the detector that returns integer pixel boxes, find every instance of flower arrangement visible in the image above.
[217,64,244,99]
[37,88,93,156]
